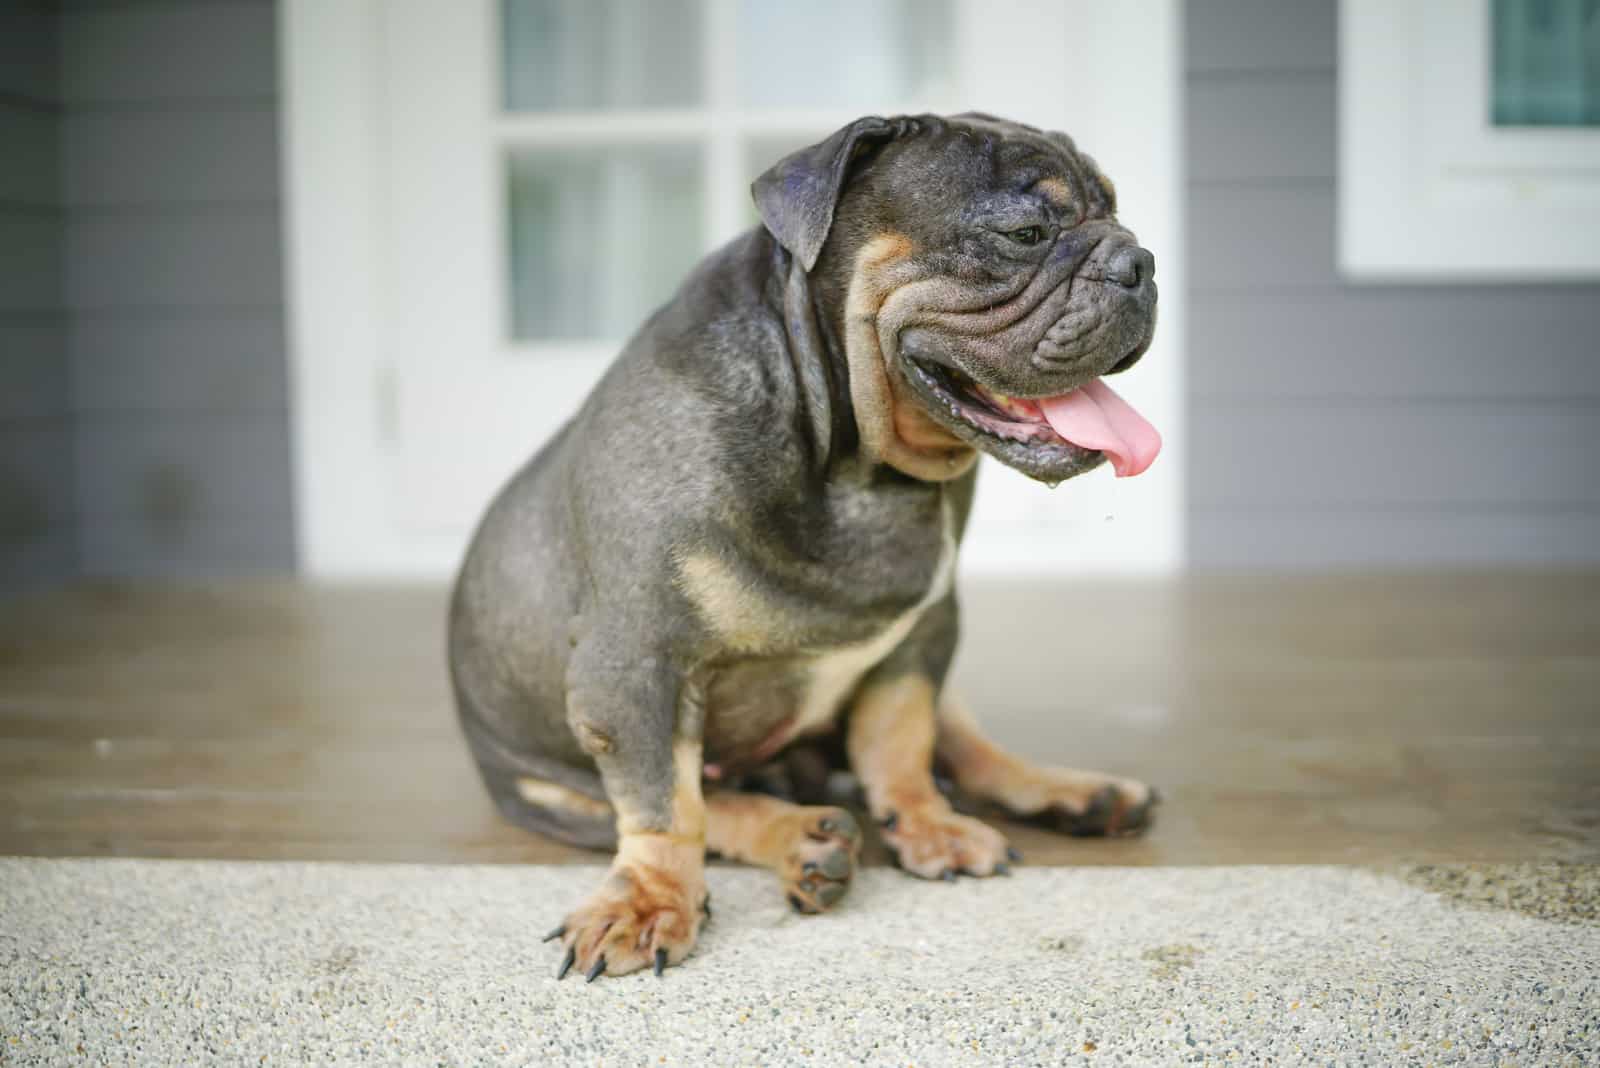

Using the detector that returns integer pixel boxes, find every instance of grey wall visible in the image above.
[1184,0,1600,569]
[0,1,72,591]
[59,0,294,578]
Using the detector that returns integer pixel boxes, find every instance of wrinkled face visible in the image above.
[826,116,1159,484]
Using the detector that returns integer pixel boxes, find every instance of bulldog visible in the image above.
[450,113,1162,981]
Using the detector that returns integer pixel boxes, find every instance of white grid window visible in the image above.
[497,0,956,342]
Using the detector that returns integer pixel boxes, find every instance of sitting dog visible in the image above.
[450,113,1162,981]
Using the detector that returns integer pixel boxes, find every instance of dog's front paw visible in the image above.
[547,835,707,981]
[876,798,1013,880]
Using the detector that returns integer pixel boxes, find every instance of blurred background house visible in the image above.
[3,0,1596,590]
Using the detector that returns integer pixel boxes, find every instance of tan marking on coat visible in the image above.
[515,777,614,820]
[573,720,614,755]
[1095,172,1117,208]
[675,551,778,653]
[1035,176,1073,208]
[608,738,708,842]
[844,233,977,482]
[670,736,707,840]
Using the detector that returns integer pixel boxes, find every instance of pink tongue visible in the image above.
[1038,378,1162,477]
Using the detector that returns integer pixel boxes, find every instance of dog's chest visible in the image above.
[693,488,956,759]
[788,504,956,735]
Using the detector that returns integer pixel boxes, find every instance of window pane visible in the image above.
[507,146,703,340]
[503,0,703,111]
[736,0,953,108]
[1492,0,1600,126]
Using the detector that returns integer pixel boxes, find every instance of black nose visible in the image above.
[1107,244,1154,288]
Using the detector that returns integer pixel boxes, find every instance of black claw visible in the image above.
[1148,786,1164,806]
[654,948,667,977]
[995,862,1011,876]
[701,895,712,921]
[585,956,607,983]
[788,892,817,915]
[819,817,837,833]
[1006,846,1024,863]
[541,924,565,943]
[880,811,898,832]
[802,861,818,875]
[941,868,957,882]
[556,946,576,980]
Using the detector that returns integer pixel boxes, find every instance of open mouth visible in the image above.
[902,356,1161,482]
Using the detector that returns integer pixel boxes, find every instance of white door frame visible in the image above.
[279,0,1183,579]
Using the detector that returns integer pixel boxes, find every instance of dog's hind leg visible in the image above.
[704,791,861,914]
[455,681,620,851]
[935,696,1160,837]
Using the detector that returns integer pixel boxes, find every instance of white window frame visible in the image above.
[1340,0,1600,282]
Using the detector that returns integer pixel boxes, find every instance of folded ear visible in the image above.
[751,116,901,272]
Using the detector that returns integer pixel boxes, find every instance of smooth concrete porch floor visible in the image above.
[1,574,1596,866]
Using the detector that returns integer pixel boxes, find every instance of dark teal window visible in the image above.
[1492,0,1600,126]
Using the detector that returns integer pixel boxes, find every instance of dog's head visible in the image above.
[754,114,1160,484]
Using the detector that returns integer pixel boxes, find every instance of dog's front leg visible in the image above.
[549,642,708,981]
[847,672,1015,880]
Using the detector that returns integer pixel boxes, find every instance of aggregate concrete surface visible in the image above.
[2,859,1596,1066]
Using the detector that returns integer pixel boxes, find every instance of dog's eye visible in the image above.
[1007,226,1045,246]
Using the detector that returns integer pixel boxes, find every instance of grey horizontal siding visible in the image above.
[1186,0,1335,74]
[74,416,294,523]
[0,102,60,206]
[64,210,282,310]
[0,3,59,102]
[1191,402,1600,509]
[1190,511,1600,571]
[59,2,276,104]
[0,3,71,593]
[0,531,77,591]
[1188,75,1334,183]
[70,316,285,413]
[1183,0,1600,570]
[77,516,293,579]
[0,425,75,529]
[0,327,69,421]
[0,424,76,592]
[0,214,63,313]
[63,106,279,205]
[58,0,293,579]
[1189,289,1600,401]
[1189,184,1337,292]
